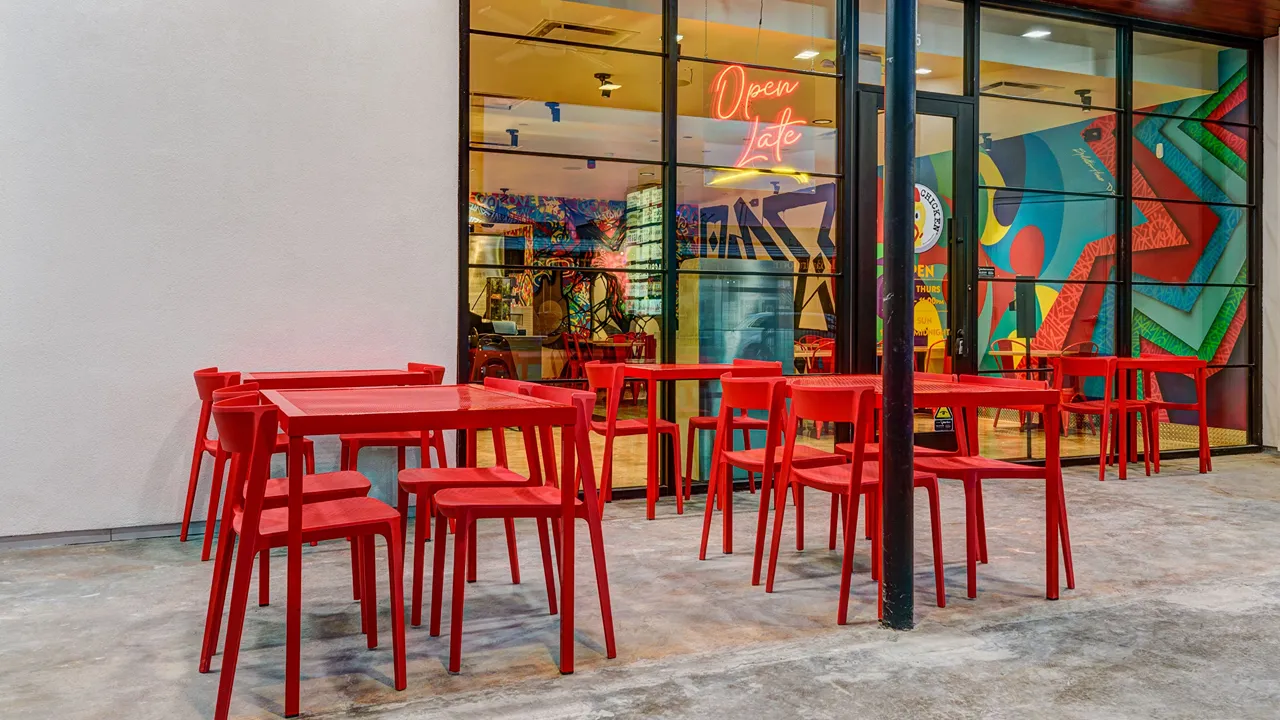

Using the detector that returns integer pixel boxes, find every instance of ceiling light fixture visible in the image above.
[1022,29,1052,39]
[916,67,932,75]
[794,49,820,60]
[812,118,833,125]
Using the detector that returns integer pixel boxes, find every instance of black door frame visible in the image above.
[854,90,978,378]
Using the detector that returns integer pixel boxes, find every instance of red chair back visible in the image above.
[989,338,1027,375]
[1051,356,1116,403]
[731,358,784,377]
[527,383,599,496]
[483,376,535,395]
[584,361,624,422]
[195,367,242,402]
[1061,341,1099,357]
[210,394,277,527]
[781,384,874,478]
[212,382,261,404]
[718,374,788,465]
[408,363,446,383]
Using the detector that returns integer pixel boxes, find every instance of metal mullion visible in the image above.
[979,93,1123,115]
[468,28,666,58]
[1132,281,1254,289]
[977,184,1121,201]
[836,0,856,377]
[660,0,678,497]
[983,278,1120,286]
[1117,23,1134,361]
[1247,42,1264,446]
[674,268,840,278]
[468,147,662,167]
[674,161,841,179]
[468,264,667,274]
[1132,109,1256,131]
[677,54,841,79]
[1130,195,1253,209]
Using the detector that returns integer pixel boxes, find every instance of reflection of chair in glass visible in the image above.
[923,338,949,374]
[562,332,593,383]
[988,338,1030,428]
[808,338,835,374]
[468,335,517,382]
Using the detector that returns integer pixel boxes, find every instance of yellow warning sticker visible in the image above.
[934,407,953,420]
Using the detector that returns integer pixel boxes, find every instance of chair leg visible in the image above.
[765,476,790,593]
[448,517,470,673]
[200,448,229,562]
[963,481,978,599]
[828,494,840,551]
[669,429,685,516]
[698,453,720,562]
[583,509,618,659]
[504,518,521,584]
[975,479,988,564]
[742,428,756,493]
[199,529,236,673]
[411,504,429,626]
[467,522,478,583]
[362,537,378,648]
[837,488,861,625]
[685,424,697,498]
[1140,409,1152,476]
[340,442,350,471]
[1057,477,1076,590]
[925,480,946,608]
[212,533,260,720]
[181,442,207,542]
[1152,409,1162,474]
[750,463,775,587]
[350,444,361,472]
[722,456,733,555]
[351,537,362,602]
[794,485,805,551]
[257,549,270,607]
[429,514,448,637]
[383,526,407,690]
[1098,410,1111,481]
[304,443,316,474]
[397,447,407,473]
[536,519,558,615]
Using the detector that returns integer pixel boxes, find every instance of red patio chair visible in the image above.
[917,374,1075,599]
[200,394,404,720]
[766,384,946,617]
[696,374,847,587]
[1051,356,1154,481]
[1124,356,1211,474]
[585,361,685,511]
[683,359,783,499]
[430,383,616,674]
[339,363,449,475]
[396,376,553,627]
[184,368,315,559]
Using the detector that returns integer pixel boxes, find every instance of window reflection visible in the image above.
[1134,34,1249,120]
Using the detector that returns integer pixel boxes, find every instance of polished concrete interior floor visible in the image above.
[3,453,1280,719]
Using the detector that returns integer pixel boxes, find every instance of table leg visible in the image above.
[646,377,658,521]
[1045,403,1061,601]
[285,436,304,716]
[1196,369,1211,473]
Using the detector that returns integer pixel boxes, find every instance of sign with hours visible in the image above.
[914,183,944,253]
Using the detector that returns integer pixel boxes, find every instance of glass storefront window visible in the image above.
[465,266,663,382]
[1133,285,1249,365]
[677,0,838,73]
[677,61,838,174]
[859,0,966,95]
[980,7,1117,108]
[1131,201,1248,287]
[977,190,1117,283]
[470,0,665,53]
[979,97,1118,196]
[468,151,663,269]
[470,34,662,161]
[1131,114,1249,206]
[976,280,1117,372]
[1134,33,1250,121]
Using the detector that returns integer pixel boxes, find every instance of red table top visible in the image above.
[791,374,1060,409]
[622,363,738,380]
[1115,355,1207,371]
[262,384,575,436]
[243,369,438,390]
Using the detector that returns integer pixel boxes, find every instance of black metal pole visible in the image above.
[880,0,917,631]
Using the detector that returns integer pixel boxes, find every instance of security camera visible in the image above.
[1075,89,1093,110]
[595,73,621,99]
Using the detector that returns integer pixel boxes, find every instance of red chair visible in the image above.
[683,359,782,499]
[199,394,404,720]
[200,383,373,564]
[339,363,448,475]
[988,339,1030,428]
[1122,356,1211,475]
[808,337,835,374]
[396,382,549,628]
[697,374,847,585]
[766,384,946,618]
[1051,356,1154,481]
[923,338,950,375]
[562,331,593,383]
[184,368,315,557]
[916,375,1075,599]
[430,383,616,673]
[585,361,685,511]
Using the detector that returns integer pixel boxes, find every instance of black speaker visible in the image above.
[1015,276,1038,340]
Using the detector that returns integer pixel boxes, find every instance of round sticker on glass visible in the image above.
[914,184,944,253]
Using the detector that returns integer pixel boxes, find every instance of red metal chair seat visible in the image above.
[591,417,681,435]
[263,471,371,508]
[792,461,935,493]
[434,486,583,516]
[688,414,768,431]
[236,497,399,540]
[721,444,845,472]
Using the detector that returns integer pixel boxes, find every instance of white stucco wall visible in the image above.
[0,1,459,537]
[1263,36,1278,448]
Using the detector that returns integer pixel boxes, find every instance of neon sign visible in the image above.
[710,64,806,169]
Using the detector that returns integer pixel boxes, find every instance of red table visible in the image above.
[260,384,582,717]
[790,374,1067,600]
[621,363,738,520]
[242,368,439,390]
[1116,356,1210,477]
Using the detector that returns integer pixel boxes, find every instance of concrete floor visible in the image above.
[3,454,1280,719]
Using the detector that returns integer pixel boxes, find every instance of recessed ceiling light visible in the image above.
[640,171,655,177]
[1022,29,1052,39]
[676,34,683,42]
[812,118,833,125]
[794,49,820,60]
[916,67,932,75]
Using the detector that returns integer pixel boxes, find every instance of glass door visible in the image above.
[856,93,975,377]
